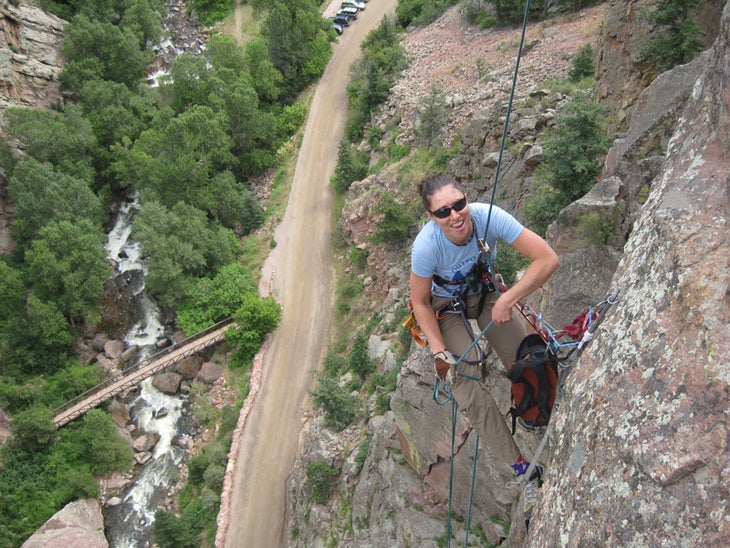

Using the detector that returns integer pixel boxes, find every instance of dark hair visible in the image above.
[417,174,466,211]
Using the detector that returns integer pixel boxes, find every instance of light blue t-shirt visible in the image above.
[411,203,524,298]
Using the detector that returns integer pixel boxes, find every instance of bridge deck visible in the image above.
[52,319,234,427]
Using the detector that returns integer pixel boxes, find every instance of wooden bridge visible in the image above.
[52,318,235,428]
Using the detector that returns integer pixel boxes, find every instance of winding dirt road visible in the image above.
[222,1,397,545]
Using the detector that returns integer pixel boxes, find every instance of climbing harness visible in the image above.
[400,0,621,542]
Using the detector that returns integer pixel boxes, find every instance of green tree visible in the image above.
[305,460,339,505]
[244,38,284,104]
[332,140,368,193]
[165,53,213,113]
[416,84,449,146]
[209,171,265,232]
[114,105,236,208]
[8,404,57,452]
[55,409,135,475]
[8,158,103,247]
[60,14,151,91]
[525,93,611,235]
[77,78,159,148]
[25,219,110,327]
[225,293,282,365]
[345,17,405,141]
[121,0,165,47]
[310,373,359,430]
[640,0,704,74]
[177,262,258,334]
[372,194,417,244]
[260,0,332,97]
[153,504,205,548]
[349,331,375,378]
[3,105,97,179]
[568,44,594,82]
[133,200,239,303]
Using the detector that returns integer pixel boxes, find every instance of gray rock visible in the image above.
[21,498,107,548]
[197,362,224,384]
[151,371,182,394]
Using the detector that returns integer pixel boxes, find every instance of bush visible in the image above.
[310,374,359,430]
[306,460,339,505]
[371,195,417,244]
[349,331,375,379]
[568,44,594,82]
[640,0,704,74]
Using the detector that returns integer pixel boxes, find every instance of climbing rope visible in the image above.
[435,0,535,543]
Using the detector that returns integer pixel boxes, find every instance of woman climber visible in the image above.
[408,173,560,484]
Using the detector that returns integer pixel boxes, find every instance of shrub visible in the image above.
[306,460,339,505]
[640,0,704,74]
[568,44,594,82]
[310,373,359,430]
[371,195,417,244]
[349,331,375,378]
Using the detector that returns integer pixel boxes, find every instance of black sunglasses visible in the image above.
[431,196,467,219]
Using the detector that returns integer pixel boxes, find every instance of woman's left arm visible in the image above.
[491,228,560,323]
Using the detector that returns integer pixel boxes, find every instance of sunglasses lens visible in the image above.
[432,197,466,218]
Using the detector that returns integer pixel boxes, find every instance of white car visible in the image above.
[337,6,359,18]
[342,0,366,9]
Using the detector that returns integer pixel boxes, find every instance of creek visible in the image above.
[103,197,190,548]
[100,4,208,545]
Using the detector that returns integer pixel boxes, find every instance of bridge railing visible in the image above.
[51,317,235,423]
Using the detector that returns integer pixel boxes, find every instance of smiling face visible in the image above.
[427,184,473,245]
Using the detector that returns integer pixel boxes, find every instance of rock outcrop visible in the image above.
[21,498,107,548]
[0,0,66,112]
[529,2,730,544]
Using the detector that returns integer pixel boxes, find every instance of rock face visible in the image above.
[594,0,723,131]
[21,498,108,548]
[0,0,66,112]
[288,2,729,546]
[528,2,730,544]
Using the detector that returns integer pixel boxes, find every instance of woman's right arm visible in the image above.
[409,271,447,354]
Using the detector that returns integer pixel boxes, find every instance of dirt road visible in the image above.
[222,1,397,546]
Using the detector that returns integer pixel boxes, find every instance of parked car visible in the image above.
[342,0,366,9]
[332,14,352,26]
[337,6,358,18]
[332,22,343,34]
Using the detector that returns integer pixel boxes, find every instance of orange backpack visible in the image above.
[507,334,559,433]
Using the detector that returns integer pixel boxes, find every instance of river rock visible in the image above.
[91,333,109,353]
[152,371,182,394]
[20,498,107,548]
[107,399,131,427]
[133,433,160,453]
[176,355,204,379]
[197,362,224,384]
[96,353,116,374]
[119,345,139,365]
[134,451,153,465]
[104,339,125,359]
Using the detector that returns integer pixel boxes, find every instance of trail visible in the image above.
[221,0,398,545]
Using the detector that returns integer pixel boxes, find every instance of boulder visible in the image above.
[20,499,107,548]
[176,355,204,379]
[133,433,160,453]
[104,339,125,360]
[151,371,182,394]
[197,362,225,384]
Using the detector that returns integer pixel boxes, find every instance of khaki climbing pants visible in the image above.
[432,290,526,465]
